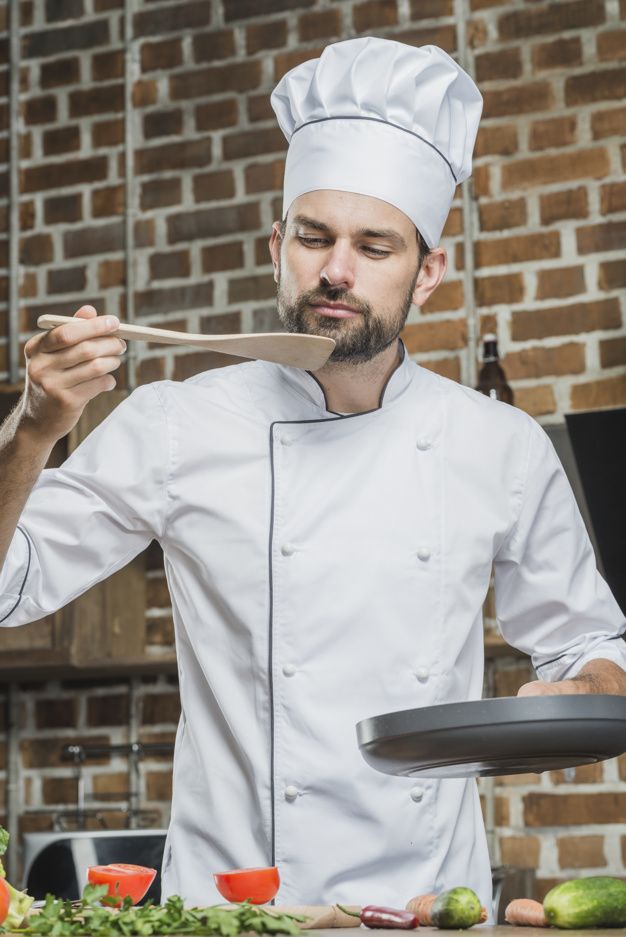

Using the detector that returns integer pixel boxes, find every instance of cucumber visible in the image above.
[543,876,626,928]
[431,887,483,929]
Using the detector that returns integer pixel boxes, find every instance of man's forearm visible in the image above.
[0,401,54,571]
[572,658,626,695]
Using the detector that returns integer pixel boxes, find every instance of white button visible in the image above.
[417,546,431,561]
[416,437,432,451]
[410,786,424,803]
[415,666,429,682]
[281,543,296,556]
[282,663,296,677]
[284,785,299,802]
[281,435,293,446]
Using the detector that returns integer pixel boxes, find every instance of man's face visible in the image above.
[269,190,423,364]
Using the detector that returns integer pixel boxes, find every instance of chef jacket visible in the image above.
[2,345,626,910]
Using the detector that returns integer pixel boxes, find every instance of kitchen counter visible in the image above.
[306,930,618,936]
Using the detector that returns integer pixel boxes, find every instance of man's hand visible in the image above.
[517,658,626,697]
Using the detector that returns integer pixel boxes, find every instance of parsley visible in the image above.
[9,886,305,937]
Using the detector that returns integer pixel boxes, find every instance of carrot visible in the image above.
[505,898,548,927]
[405,895,437,925]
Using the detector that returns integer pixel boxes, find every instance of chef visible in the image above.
[1,37,626,912]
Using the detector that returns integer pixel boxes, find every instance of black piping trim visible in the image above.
[291,115,457,183]
[305,340,406,415]
[0,525,32,624]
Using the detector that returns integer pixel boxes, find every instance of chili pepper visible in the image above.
[337,903,419,929]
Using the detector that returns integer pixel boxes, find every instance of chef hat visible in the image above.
[271,37,483,248]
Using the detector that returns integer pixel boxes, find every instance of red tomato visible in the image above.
[0,878,10,925]
[87,863,156,906]
[213,866,280,904]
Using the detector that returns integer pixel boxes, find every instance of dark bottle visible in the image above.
[476,333,514,405]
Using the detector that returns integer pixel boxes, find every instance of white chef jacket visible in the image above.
[2,345,626,911]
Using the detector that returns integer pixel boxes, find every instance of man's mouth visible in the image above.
[309,302,360,318]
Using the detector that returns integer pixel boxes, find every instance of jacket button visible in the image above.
[284,785,299,802]
[417,546,431,561]
[282,663,296,677]
[416,437,432,451]
[281,543,296,556]
[410,786,424,803]
[415,666,429,682]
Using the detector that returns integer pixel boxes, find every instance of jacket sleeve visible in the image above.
[0,383,168,627]
[493,416,626,682]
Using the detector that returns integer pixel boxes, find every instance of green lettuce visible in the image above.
[0,825,34,931]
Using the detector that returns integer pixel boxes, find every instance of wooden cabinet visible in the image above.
[0,390,154,678]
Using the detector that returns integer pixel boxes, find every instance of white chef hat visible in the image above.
[271,37,483,248]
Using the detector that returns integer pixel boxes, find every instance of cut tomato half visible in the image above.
[213,866,280,904]
[0,878,10,925]
[87,863,156,906]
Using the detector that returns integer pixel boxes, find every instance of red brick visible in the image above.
[299,9,342,41]
[475,273,525,307]
[170,61,261,100]
[479,198,527,231]
[247,94,274,123]
[419,356,461,381]
[532,36,582,71]
[92,772,128,798]
[92,184,124,218]
[202,242,244,274]
[525,791,626,826]
[224,0,314,21]
[514,385,557,418]
[244,159,284,195]
[24,94,56,124]
[40,56,80,88]
[503,149,609,191]
[42,777,79,805]
[566,67,626,106]
[421,280,464,314]
[20,233,53,265]
[273,46,325,81]
[193,29,237,63]
[193,169,235,203]
[597,29,626,61]
[540,187,588,225]
[44,193,82,225]
[21,736,111,769]
[530,115,577,150]
[442,207,462,238]
[600,336,626,369]
[557,836,606,869]
[70,84,123,118]
[475,231,560,268]
[173,349,246,378]
[228,274,276,304]
[133,1,213,38]
[222,127,285,161]
[141,178,182,211]
[45,0,84,21]
[600,181,626,215]
[132,79,157,108]
[150,250,191,281]
[401,318,467,354]
[98,259,125,289]
[87,694,130,727]
[92,117,124,148]
[475,47,522,82]
[64,221,123,259]
[47,266,86,294]
[168,203,261,244]
[353,0,398,31]
[137,357,166,384]
[144,109,183,140]
[409,0,453,14]
[577,220,626,255]
[591,105,626,140]
[498,0,605,40]
[146,771,172,801]
[140,37,182,72]
[200,311,242,334]
[474,123,518,157]
[536,266,586,300]
[551,763,604,785]
[23,156,107,193]
[394,24,457,53]
[135,138,212,176]
[43,125,80,156]
[246,20,287,54]
[502,342,585,380]
[134,282,213,318]
[472,164,491,198]
[500,836,540,869]
[35,698,77,729]
[598,259,626,291]
[92,49,123,82]
[512,298,621,341]
[23,20,110,58]
[483,81,553,119]
[571,375,626,410]
[195,98,239,132]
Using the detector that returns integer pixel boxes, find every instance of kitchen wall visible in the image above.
[0,0,625,898]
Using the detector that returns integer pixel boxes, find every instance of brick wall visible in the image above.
[0,0,625,895]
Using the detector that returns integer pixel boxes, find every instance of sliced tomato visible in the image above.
[213,866,280,904]
[87,863,156,906]
[0,878,10,925]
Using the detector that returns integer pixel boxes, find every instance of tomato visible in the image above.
[87,863,157,906]
[213,866,280,904]
[0,878,10,925]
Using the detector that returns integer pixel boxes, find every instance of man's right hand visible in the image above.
[20,305,127,445]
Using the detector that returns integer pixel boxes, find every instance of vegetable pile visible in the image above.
[0,827,34,930]
[507,876,626,929]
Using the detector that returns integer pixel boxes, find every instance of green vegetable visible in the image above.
[10,884,304,937]
[543,876,626,929]
[431,887,483,929]
[0,826,34,931]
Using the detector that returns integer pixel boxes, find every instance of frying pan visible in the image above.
[357,694,626,778]
[37,314,335,371]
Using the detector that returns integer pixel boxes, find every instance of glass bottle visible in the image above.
[476,333,514,405]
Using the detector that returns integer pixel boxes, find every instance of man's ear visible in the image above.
[411,248,447,309]
[269,221,283,284]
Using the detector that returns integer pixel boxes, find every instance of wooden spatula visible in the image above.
[37,314,335,371]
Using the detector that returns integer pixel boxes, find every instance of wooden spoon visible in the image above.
[37,314,335,371]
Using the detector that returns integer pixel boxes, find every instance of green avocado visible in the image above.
[543,877,626,928]
[431,887,483,929]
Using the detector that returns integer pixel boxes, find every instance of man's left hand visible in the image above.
[517,658,626,697]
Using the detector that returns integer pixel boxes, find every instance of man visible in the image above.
[1,37,625,911]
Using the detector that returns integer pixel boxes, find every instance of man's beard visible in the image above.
[276,274,418,364]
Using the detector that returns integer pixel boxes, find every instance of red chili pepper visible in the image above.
[337,904,419,929]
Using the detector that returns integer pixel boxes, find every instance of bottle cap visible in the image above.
[483,332,497,342]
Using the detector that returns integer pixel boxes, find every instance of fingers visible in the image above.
[52,336,127,371]
[40,312,120,354]
[56,354,123,389]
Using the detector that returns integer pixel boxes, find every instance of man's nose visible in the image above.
[320,243,356,290]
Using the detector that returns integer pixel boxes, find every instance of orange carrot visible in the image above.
[505,898,548,927]
[405,895,437,926]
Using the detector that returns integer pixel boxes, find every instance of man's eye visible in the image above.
[297,235,328,247]
[363,245,391,258]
